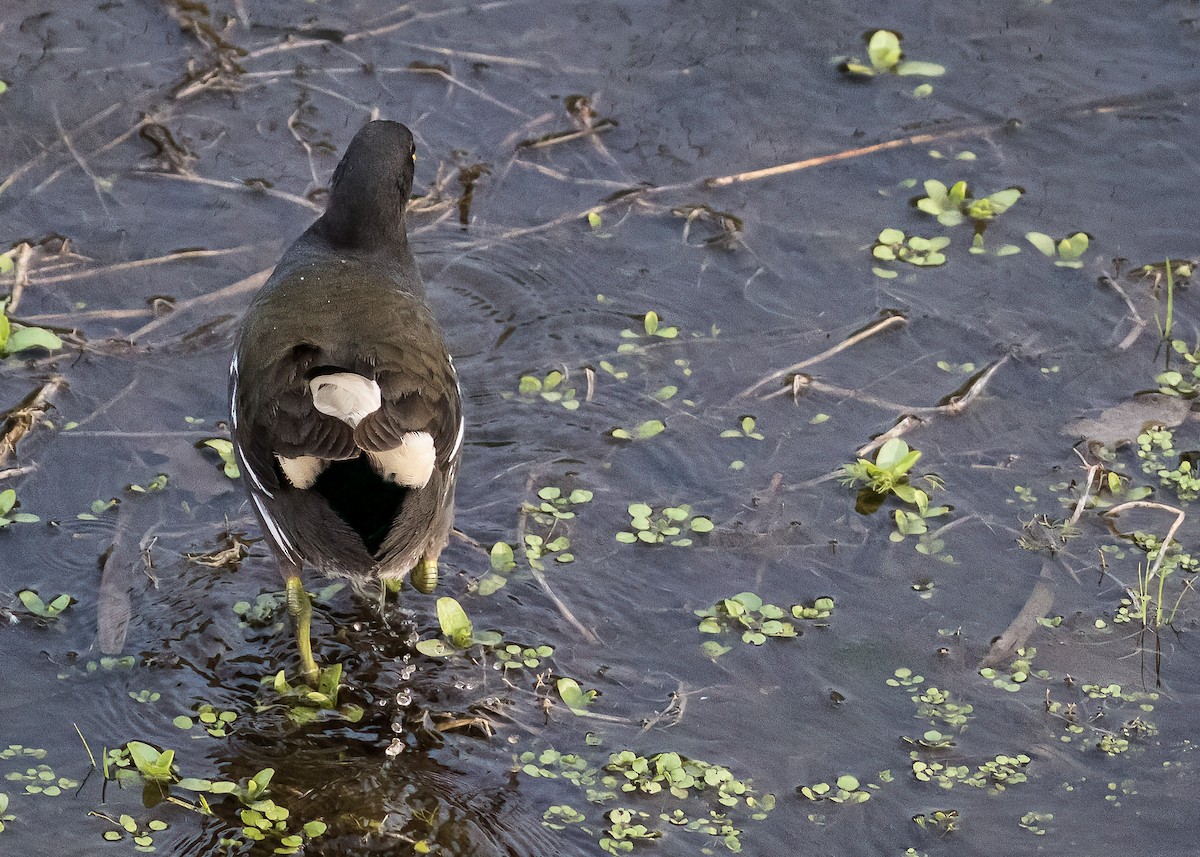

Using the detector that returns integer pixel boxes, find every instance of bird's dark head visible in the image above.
[316,120,418,250]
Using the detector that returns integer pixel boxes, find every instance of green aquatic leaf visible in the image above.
[1025,232,1057,256]
[4,326,62,354]
[436,597,473,648]
[895,60,945,77]
[868,30,901,70]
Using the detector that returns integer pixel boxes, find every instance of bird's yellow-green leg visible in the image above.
[412,554,439,595]
[285,574,320,685]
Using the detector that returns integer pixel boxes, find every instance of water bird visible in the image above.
[230,120,464,682]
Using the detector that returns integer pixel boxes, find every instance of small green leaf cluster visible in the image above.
[179,769,328,854]
[618,311,678,353]
[494,643,553,671]
[0,792,14,832]
[518,745,772,854]
[911,753,1029,792]
[912,686,973,729]
[516,749,600,787]
[201,438,240,479]
[839,30,945,78]
[543,804,587,829]
[720,416,764,440]
[478,542,517,595]
[1019,811,1053,835]
[415,596,502,657]
[912,809,958,834]
[528,485,593,522]
[77,497,119,520]
[557,677,598,715]
[4,764,78,797]
[610,419,665,440]
[174,704,237,738]
[1026,231,1089,268]
[1137,430,1200,501]
[601,808,660,854]
[516,370,580,410]
[233,592,285,628]
[872,229,950,267]
[1128,530,1200,582]
[1155,340,1200,396]
[96,813,169,852]
[695,592,834,649]
[886,667,924,688]
[606,751,761,810]
[616,503,713,546]
[916,181,1021,227]
[0,490,38,527]
[523,532,573,568]
[129,690,160,704]
[797,774,871,804]
[979,647,1043,692]
[266,663,364,725]
[903,729,955,750]
[16,590,70,618]
[840,439,925,502]
[0,303,63,355]
[127,473,168,494]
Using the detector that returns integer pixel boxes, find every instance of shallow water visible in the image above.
[3,0,1200,854]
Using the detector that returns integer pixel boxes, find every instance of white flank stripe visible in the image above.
[252,493,295,561]
[449,414,465,461]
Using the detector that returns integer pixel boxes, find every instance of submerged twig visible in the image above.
[516,471,600,644]
[772,356,1010,420]
[1103,501,1186,585]
[0,377,67,467]
[22,246,259,287]
[979,559,1057,670]
[741,315,906,399]
[855,416,924,458]
[126,266,273,343]
[6,243,34,312]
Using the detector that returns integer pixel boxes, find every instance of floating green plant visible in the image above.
[979,646,1045,692]
[619,311,678,353]
[0,303,62,355]
[515,369,580,410]
[916,180,1022,227]
[0,490,38,527]
[517,746,772,854]
[616,503,713,546]
[609,419,665,440]
[5,762,79,797]
[527,485,593,522]
[695,592,834,648]
[174,704,238,738]
[1026,231,1089,268]
[556,677,598,715]
[872,229,950,267]
[415,596,502,657]
[201,438,240,479]
[797,774,872,804]
[494,643,554,671]
[15,590,71,619]
[719,416,764,440]
[0,792,13,832]
[839,30,945,78]
[93,812,169,852]
[264,663,363,725]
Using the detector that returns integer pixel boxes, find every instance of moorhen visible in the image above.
[229,120,464,682]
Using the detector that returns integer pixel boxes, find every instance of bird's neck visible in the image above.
[310,207,410,254]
